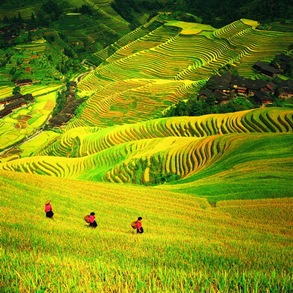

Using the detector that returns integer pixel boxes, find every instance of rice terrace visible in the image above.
[0,0,293,292]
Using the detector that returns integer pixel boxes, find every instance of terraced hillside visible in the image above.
[33,108,293,158]
[72,18,293,129]
[1,12,293,292]
[58,0,130,47]
[1,108,292,202]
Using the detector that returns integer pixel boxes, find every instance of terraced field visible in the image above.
[1,108,292,196]
[0,88,60,152]
[34,108,293,157]
[1,14,293,292]
[75,18,293,128]
[0,5,40,19]
[0,86,14,100]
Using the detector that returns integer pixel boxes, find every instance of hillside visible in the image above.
[1,2,293,292]
[1,108,293,205]
[71,18,293,128]
[1,170,292,292]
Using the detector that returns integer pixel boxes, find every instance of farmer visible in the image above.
[44,200,54,219]
[136,217,143,234]
[88,212,97,228]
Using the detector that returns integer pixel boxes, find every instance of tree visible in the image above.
[13,86,21,95]
[11,71,22,82]
[27,31,32,42]
[9,67,16,76]
[64,47,74,58]
[189,101,204,116]
[29,12,37,27]
[3,15,9,24]
[206,95,216,107]
[17,12,23,23]
[0,34,7,49]
[174,100,187,116]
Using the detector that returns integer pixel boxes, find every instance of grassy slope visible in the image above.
[0,170,292,292]
[158,134,293,203]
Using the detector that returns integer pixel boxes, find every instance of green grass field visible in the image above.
[0,170,292,292]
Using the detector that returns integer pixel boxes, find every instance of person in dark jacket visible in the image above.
[44,200,54,219]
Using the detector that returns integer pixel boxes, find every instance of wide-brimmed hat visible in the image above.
[45,200,51,205]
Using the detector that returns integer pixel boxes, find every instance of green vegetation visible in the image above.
[1,108,292,188]
[0,2,293,292]
[0,170,292,292]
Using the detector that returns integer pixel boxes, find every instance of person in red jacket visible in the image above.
[44,200,54,219]
[136,217,143,234]
[88,212,97,228]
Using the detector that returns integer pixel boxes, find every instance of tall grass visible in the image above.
[0,170,292,292]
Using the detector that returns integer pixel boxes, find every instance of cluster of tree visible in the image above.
[163,96,216,117]
[72,5,93,16]
[0,1,60,49]
[40,0,63,22]
[0,0,63,28]
[0,0,40,8]
[162,94,265,118]
[184,0,293,27]
[0,53,11,68]
[55,57,81,76]
[111,0,164,26]
[9,67,22,82]
[270,56,293,79]
[2,11,23,26]
[52,82,73,117]
[148,171,181,186]
[111,0,293,29]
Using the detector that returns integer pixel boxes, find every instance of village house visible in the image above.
[206,75,220,89]
[0,93,23,106]
[253,90,274,107]
[49,114,71,127]
[67,91,76,98]
[6,99,27,110]
[231,76,248,95]
[198,89,212,100]
[214,72,232,94]
[22,93,34,103]
[213,91,229,105]
[246,79,267,96]
[261,81,277,95]
[275,53,293,70]
[0,108,12,118]
[0,93,34,119]
[15,79,33,87]
[277,79,293,99]
[253,61,281,77]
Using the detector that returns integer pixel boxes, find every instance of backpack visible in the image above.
[84,215,90,223]
[131,221,137,229]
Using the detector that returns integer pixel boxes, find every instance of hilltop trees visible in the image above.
[72,4,93,15]
[111,0,164,25]
[41,0,63,21]
[111,0,141,23]
[110,0,293,28]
